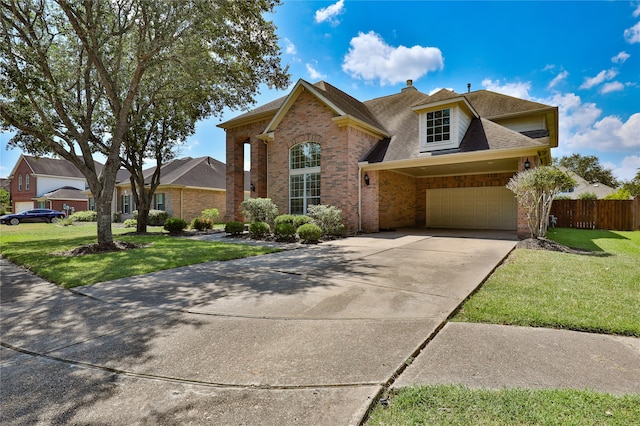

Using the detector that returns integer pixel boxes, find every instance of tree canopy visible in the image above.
[507,166,576,238]
[554,154,619,188]
[1,0,289,244]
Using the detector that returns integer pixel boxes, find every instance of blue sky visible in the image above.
[2,1,639,181]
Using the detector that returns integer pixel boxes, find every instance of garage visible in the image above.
[14,201,34,213]
[426,186,517,230]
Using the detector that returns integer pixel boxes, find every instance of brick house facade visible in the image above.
[220,79,558,239]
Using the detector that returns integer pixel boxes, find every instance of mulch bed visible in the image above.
[516,238,590,254]
[54,240,149,257]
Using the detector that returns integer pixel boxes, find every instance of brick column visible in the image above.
[250,138,268,198]
[360,170,379,232]
[226,134,246,222]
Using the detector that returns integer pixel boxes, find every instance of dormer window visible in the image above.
[426,108,450,143]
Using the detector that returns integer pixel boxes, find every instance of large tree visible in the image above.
[1,0,289,244]
[555,154,619,188]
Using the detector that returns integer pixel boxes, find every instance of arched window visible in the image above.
[18,175,22,191]
[25,174,30,190]
[289,142,320,215]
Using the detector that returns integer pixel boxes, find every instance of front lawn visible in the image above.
[367,385,640,426]
[0,223,279,288]
[453,228,640,336]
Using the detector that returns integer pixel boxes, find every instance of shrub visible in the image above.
[134,209,169,226]
[201,208,220,223]
[274,214,296,226]
[604,189,631,200]
[297,223,322,243]
[249,221,271,239]
[58,217,74,227]
[70,210,97,222]
[274,222,296,241]
[306,204,345,236]
[191,217,213,231]
[112,212,122,223]
[274,214,312,229]
[555,195,572,200]
[241,198,278,225]
[163,217,187,234]
[123,218,137,228]
[225,221,244,235]
[578,192,598,200]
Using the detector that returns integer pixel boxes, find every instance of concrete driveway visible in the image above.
[1,230,516,425]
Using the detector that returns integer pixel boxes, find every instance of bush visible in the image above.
[274,214,312,229]
[123,219,137,228]
[70,210,97,222]
[604,189,631,200]
[134,209,168,226]
[241,198,278,225]
[201,208,220,223]
[191,217,213,231]
[249,221,271,239]
[578,192,598,200]
[58,217,74,227]
[274,222,296,242]
[297,223,322,243]
[306,204,344,236]
[112,212,122,223]
[225,221,244,235]
[163,217,187,234]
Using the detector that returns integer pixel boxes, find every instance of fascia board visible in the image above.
[332,115,389,138]
[360,146,548,171]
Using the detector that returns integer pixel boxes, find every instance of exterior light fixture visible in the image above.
[363,173,370,186]
[524,158,531,170]
[250,182,255,192]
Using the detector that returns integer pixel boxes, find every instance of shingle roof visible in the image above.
[40,187,88,200]
[463,90,552,118]
[142,156,227,189]
[22,155,99,179]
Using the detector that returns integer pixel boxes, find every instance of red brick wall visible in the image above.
[361,170,379,232]
[378,171,417,229]
[10,159,36,210]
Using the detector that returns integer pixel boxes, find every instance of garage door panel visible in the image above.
[426,187,516,230]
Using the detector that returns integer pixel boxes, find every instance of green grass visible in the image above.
[367,385,640,425]
[453,229,640,336]
[0,223,279,288]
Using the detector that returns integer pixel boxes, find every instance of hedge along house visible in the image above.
[219,79,558,238]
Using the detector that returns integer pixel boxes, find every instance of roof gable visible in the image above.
[10,155,98,179]
[141,156,227,189]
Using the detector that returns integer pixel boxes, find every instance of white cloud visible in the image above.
[548,70,569,89]
[566,112,640,153]
[611,51,630,63]
[315,0,345,25]
[543,64,555,71]
[342,31,444,86]
[633,4,640,18]
[600,81,625,94]
[481,79,531,99]
[579,69,618,89]
[610,155,640,181]
[306,63,327,81]
[624,21,640,43]
[283,38,297,55]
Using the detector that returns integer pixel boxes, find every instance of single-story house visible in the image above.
[557,166,616,199]
[114,156,249,222]
[219,79,558,238]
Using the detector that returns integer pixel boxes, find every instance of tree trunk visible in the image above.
[136,197,150,233]
[95,195,114,247]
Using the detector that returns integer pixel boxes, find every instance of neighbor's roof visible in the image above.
[12,155,99,179]
[38,186,88,200]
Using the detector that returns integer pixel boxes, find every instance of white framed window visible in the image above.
[88,198,95,211]
[425,108,450,143]
[154,193,165,210]
[122,195,131,214]
[289,142,320,215]
[25,174,30,190]
[18,175,22,191]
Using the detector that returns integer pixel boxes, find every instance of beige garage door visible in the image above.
[14,201,33,213]
[426,187,517,230]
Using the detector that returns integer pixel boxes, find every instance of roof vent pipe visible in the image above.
[467,83,471,93]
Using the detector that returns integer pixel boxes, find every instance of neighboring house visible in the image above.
[7,155,93,214]
[220,79,559,238]
[557,166,616,199]
[114,156,248,222]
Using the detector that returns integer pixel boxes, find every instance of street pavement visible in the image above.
[2,230,638,425]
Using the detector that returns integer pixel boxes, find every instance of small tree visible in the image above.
[507,166,575,239]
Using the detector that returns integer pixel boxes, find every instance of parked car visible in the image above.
[0,209,66,225]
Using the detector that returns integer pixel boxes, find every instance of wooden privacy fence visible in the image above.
[550,198,640,231]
